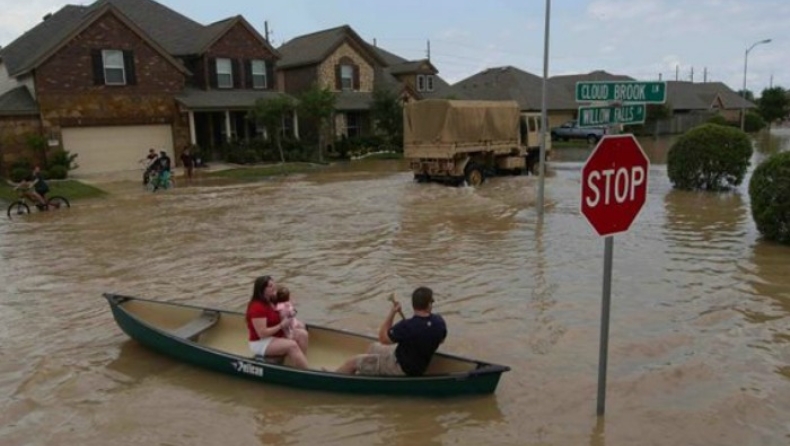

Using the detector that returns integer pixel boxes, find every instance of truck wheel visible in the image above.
[587,135,598,145]
[414,173,429,183]
[464,163,485,187]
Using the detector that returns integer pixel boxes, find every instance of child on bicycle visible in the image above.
[151,151,172,191]
[14,166,50,208]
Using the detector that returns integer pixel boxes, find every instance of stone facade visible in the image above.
[0,116,43,175]
[318,42,375,92]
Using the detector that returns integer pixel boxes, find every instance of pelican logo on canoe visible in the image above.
[233,360,264,377]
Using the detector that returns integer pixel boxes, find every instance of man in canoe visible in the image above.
[246,275,309,369]
[335,286,447,376]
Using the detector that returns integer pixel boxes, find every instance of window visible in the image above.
[251,60,267,89]
[416,75,426,92]
[346,112,360,138]
[341,65,354,91]
[216,58,233,88]
[426,75,435,92]
[103,50,125,85]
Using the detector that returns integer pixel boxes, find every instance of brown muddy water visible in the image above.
[1,131,789,446]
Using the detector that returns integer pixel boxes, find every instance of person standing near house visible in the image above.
[180,147,195,180]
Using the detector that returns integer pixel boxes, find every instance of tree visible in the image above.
[667,123,752,191]
[370,87,403,149]
[737,89,755,102]
[248,95,295,164]
[757,86,790,126]
[749,151,790,244]
[298,85,336,162]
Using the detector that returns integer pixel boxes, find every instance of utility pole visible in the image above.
[770,73,774,88]
[675,65,679,81]
[703,67,708,83]
[426,39,431,60]
[373,38,377,47]
[264,21,273,44]
[658,73,662,81]
[690,67,694,82]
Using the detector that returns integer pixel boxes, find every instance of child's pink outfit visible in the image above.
[275,301,300,338]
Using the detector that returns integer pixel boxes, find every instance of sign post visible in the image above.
[580,134,650,416]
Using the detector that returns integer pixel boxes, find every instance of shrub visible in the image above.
[47,165,69,180]
[749,151,790,244]
[744,111,767,133]
[10,168,30,182]
[707,115,734,127]
[48,150,79,172]
[667,123,752,191]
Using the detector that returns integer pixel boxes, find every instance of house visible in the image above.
[664,81,753,122]
[0,0,283,176]
[451,66,578,129]
[275,25,454,140]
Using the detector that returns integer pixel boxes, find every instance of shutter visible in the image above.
[353,65,360,90]
[91,50,105,85]
[335,65,341,90]
[209,58,218,88]
[265,61,274,90]
[123,50,137,85]
[233,59,242,89]
[245,60,253,88]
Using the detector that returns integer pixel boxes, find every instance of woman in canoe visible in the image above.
[246,275,309,369]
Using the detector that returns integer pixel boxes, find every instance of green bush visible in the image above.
[48,150,78,172]
[744,111,767,133]
[749,151,790,244]
[47,165,69,180]
[667,123,752,191]
[10,167,30,182]
[707,115,735,127]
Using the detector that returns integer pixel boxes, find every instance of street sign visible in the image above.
[578,103,646,127]
[575,81,667,104]
[581,134,650,237]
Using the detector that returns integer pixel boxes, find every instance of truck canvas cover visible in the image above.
[404,99,520,146]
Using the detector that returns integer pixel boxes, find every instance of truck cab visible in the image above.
[520,113,551,174]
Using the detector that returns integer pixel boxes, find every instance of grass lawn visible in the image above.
[353,152,403,160]
[0,180,107,203]
[205,162,324,181]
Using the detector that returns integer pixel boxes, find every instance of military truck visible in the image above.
[403,99,549,186]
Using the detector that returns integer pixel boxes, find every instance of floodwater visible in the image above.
[1,131,789,446]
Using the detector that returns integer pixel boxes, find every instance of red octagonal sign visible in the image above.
[581,134,650,237]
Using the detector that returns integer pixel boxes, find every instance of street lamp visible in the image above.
[741,38,772,131]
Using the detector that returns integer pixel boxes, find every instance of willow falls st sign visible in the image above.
[581,134,650,237]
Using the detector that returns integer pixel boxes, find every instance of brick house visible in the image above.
[276,25,454,141]
[0,0,283,176]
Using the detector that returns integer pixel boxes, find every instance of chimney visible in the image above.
[43,13,52,21]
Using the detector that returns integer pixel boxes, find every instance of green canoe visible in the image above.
[103,293,510,396]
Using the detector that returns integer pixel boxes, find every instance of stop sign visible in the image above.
[581,134,650,237]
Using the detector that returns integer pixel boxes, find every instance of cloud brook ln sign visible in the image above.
[576,81,667,104]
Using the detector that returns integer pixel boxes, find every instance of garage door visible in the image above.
[61,125,174,175]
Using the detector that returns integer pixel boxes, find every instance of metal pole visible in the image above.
[741,47,749,132]
[596,236,614,416]
[537,0,551,218]
[741,39,772,131]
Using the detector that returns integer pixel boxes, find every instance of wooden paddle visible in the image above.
[388,293,406,320]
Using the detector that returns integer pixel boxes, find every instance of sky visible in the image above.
[1,0,789,94]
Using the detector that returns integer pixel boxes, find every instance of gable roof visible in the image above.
[368,45,407,66]
[277,25,387,70]
[665,81,754,110]
[0,0,277,79]
[0,86,39,115]
[388,59,437,75]
[550,70,635,94]
[453,66,577,110]
[0,1,189,77]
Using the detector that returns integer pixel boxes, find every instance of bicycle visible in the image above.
[145,170,175,192]
[7,190,71,219]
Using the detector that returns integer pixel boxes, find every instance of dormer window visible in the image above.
[102,50,126,85]
[335,57,359,91]
[341,65,354,91]
[216,58,233,88]
[251,60,267,89]
[417,74,435,92]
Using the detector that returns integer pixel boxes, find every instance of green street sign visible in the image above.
[576,81,667,104]
[578,104,647,127]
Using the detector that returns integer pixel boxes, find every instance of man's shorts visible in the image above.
[355,343,404,376]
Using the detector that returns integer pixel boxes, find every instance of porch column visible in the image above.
[293,109,300,139]
[188,111,197,145]
[224,111,232,142]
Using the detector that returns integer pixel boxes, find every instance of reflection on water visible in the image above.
[1,137,790,445]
